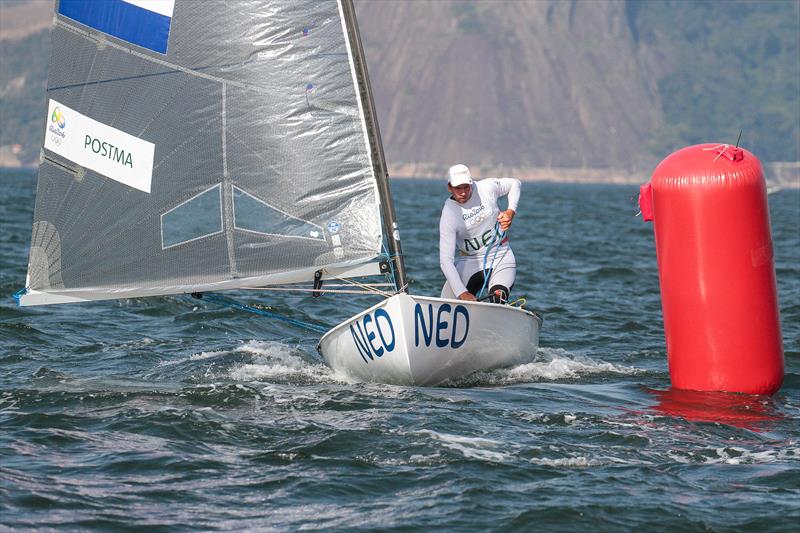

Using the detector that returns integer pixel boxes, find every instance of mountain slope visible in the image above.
[1,0,797,174]
[356,0,664,169]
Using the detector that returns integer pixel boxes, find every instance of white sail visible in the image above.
[20,0,390,306]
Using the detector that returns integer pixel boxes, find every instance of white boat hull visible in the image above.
[317,293,542,386]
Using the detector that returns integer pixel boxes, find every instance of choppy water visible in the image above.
[1,170,798,531]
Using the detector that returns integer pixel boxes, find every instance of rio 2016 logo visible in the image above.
[51,107,66,129]
[47,105,67,144]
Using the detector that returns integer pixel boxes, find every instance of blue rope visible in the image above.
[477,222,506,299]
[12,287,27,305]
[198,293,330,334]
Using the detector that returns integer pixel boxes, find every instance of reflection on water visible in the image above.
[647,387,784,431]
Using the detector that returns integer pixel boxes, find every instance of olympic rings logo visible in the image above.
[51,107,66,129]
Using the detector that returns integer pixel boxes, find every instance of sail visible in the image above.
[20,0,391,306]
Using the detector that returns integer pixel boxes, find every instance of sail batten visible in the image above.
[22,0,390,306]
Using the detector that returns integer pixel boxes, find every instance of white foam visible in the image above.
[157,340,336,384]
[416,429,511,462]
[529,456,603,467]
[228,340,338,384]
[236,340,304,365]
[447,347,644,386]
[712,444,800,465]
[189,349,228,361]
[158,347,231,367]
[663,442,800,465]
[360,452,444,467]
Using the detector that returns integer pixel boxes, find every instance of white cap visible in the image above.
[447,164,473,186]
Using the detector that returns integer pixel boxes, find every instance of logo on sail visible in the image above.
[43,99,155,193]
[51,107,66,129]
[48,107,67,144]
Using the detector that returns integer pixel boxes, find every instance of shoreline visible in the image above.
[387,162,800,188]
[387,163,647,185]
[2,162,797,188]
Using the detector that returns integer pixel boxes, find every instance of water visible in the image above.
[1,170,798,531]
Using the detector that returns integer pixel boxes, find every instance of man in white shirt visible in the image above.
[439,164,521,303]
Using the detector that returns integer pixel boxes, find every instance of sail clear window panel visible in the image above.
[160,184,223,249]
[232,186,323,240]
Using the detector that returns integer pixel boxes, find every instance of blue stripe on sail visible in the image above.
[58,0,172,54]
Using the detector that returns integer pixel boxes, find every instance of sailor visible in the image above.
[439,164,521,303]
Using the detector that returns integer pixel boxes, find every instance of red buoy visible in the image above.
[641,143,783,395]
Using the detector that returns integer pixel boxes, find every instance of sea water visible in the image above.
[1,171,798,531]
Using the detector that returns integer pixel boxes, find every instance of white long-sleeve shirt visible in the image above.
[439,178,521,296]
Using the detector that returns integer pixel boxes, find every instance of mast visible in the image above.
[340,0,408,292]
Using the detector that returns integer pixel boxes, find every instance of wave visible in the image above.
[157,348,228,366]
[414,429,511,462]
[228,340,339,385]
[665,443,800,465]
[164,341,646,389]
[528,456,603,467]
[443,347,645,387]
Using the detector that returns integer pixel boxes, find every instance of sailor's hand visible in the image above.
[458,291,477,301]
[497,209,515,231]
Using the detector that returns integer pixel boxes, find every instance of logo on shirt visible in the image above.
[462,205,486,226]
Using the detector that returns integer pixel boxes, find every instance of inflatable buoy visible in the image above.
[640,144,783,395]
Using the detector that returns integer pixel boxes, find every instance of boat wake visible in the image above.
[155,340,339,384]
[442,347,644,387]
[228,340,338,384]
[185,341,645,388]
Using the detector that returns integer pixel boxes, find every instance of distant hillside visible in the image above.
[356,0,798,170]
[0,0,51,166]
[627,0,800,165]
[357,0,665,170]
[0,0,798,174]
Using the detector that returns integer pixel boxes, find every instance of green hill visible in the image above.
[628,0,799,163]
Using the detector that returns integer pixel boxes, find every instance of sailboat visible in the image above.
[17,0,541,386]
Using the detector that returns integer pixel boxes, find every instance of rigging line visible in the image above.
[332,276,391,298]
[244,283,394,288]
[12,288,27,305]
[46,64,241,92]
[327,274,393,297]
[478,222,506,298]
[198,293,330,334]
[509,298,527,309]
[241,287,392,295]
